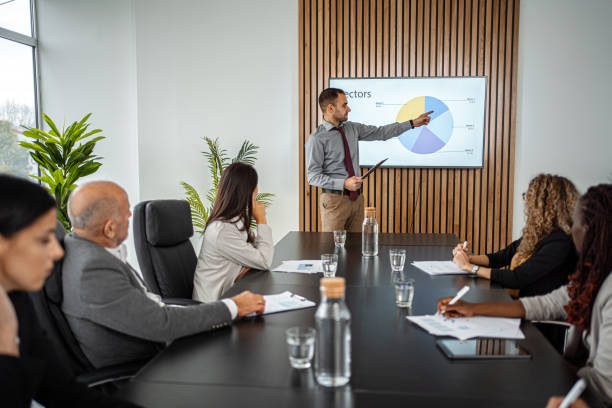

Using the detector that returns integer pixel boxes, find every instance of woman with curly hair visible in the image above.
[453,174,579,297]
[438,184,612,405]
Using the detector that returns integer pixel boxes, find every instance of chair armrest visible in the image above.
[76,360,145,388]
[532,320,572,328]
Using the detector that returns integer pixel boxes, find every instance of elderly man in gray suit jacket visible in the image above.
[61,181,265,368]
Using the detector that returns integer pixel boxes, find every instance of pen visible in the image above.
[448,285,470,305]
[559,378,587,408]
[451,241,469,262]
[438,285,470,316]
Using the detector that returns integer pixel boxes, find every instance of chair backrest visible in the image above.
[29,221,95,376]
[133,199,197,299]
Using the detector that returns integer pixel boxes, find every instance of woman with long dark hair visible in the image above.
[438,184,612,405]
[0,174,139,407]
[453,174,579,297]
[193,163,274,302]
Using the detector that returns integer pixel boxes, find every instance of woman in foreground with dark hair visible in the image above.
[438,184,612,406]
[193,162,274,302]
[0,174,140,407]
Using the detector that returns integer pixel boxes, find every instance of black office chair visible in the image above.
[133,199,198,300]
[533,320,572,355]
[29,222,142,390]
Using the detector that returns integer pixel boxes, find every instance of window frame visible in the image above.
[0,0,41,175]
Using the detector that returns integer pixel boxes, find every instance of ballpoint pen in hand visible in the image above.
[453,241,469,259]
[438,285,471,315]
[559,378,587,408]
[448,285,470,305]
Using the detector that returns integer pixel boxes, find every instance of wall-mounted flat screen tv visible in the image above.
[329,77,486,168]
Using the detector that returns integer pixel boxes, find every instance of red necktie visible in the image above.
[332,126,358,201]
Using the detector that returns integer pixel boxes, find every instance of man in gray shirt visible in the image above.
[61,181,265,368]
[305,88,433,231]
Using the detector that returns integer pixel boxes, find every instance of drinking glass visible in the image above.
[321,253,338,278]
[286,327,315,369]
[389,248,407,272]
[333,230,347,248]
[393,274,414,308]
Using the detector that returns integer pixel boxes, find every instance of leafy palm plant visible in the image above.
[19,113,105,230]
[181,137,274,234]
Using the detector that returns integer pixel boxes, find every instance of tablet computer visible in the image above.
[361,158,388,179]
[436,339,532,360]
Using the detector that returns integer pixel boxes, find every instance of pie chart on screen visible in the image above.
[396,96,454,154]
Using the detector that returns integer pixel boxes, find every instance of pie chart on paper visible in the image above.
[396,96,454,154]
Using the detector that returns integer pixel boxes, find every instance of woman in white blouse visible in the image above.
[193,163,274,302]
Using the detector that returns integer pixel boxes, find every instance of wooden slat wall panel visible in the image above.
[299,0,519,254]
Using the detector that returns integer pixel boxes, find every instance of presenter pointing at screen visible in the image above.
[305,87,433,232]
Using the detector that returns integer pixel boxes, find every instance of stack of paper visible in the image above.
[247,291,316,317]
[411,261,468,275]
[272,260,323,274]
[407,314,524,341]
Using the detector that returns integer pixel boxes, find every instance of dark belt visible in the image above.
[322,188,361,196]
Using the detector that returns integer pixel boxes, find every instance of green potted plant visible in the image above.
[19,113,105,231]
[181,137,274,234]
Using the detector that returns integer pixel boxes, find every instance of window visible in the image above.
[0,0,38,178]
[0,0,31,36]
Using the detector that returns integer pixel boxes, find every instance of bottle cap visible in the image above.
[320,277,346,298]
[364,207,376,217]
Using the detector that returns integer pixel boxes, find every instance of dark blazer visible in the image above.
[61,233,232,368]
[0,292,139,408]
[487,229,578,297]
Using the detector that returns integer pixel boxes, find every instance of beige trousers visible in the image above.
[319,193,364,232]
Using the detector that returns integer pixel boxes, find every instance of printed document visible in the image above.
[272,260,323,274]
[412,261,469,275]
[407,314,525,341]
[247,291,316,317]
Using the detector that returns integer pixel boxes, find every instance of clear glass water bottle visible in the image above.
[315,277,351,387]
[362,207,378,257]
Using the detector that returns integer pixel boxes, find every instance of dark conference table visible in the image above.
[117,232,586,408]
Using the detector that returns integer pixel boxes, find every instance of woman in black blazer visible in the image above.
[0,175,139,408]
[453,174,579,297]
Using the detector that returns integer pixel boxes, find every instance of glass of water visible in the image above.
[321,253,338,278]
[286,327,315,369]
[333,230,347,248]
[393,274,414,308]
[389,248,407,272]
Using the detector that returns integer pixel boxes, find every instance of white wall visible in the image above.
[37,0,299,251]
[37,0,140,263]
[37,0,139,203]
[514,0,612,237]
[133,0,299,242]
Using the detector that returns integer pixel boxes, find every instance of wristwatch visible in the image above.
[409,119,414,128]
[471,264,480,274]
